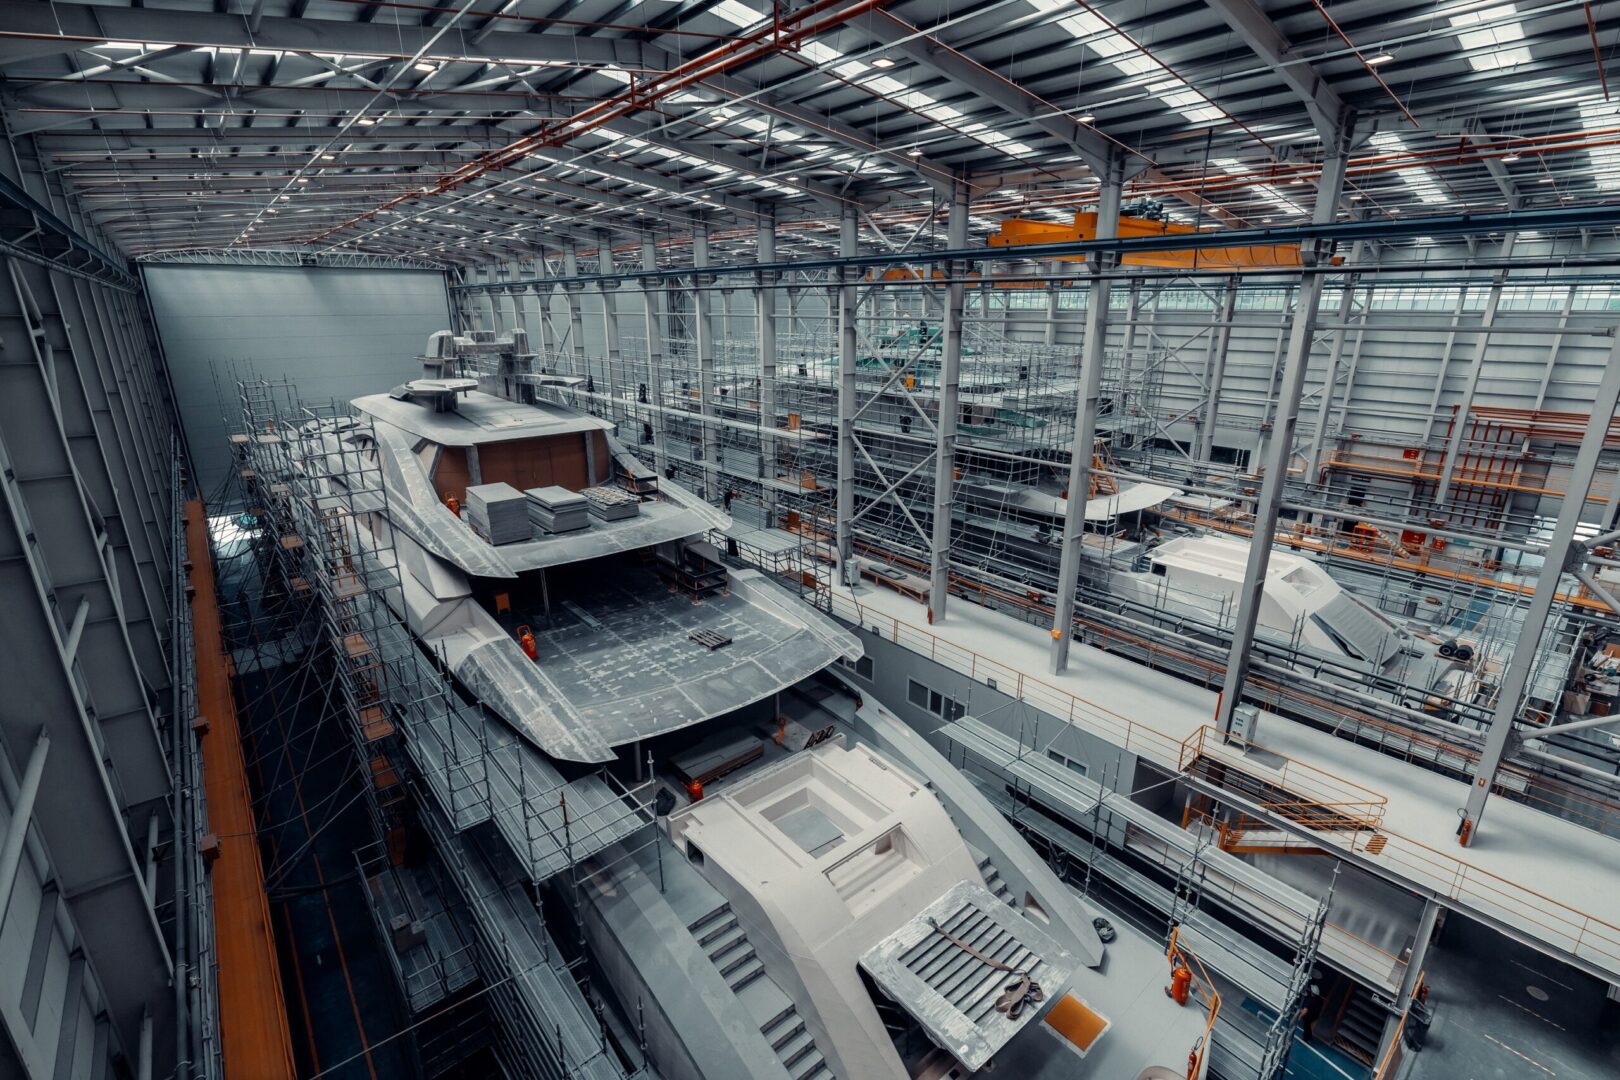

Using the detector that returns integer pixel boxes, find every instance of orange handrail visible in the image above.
[827,588,1620,980]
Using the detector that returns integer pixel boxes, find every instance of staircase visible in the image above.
[759,1004,832,1080]
[687,903,833,1079]
[977,852,1015,906]
[1324,979,1385,1067]
[689,903,767,993]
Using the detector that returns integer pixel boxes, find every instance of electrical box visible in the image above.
[1230,704,1261,745]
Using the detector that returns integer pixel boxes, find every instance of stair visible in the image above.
[691,905,835,1078]
[976,853,1015,907]
[756,989,833,1079]
[687,905,768,993]
[1328,981,1385,1066]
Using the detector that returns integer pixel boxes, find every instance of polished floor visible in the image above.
[1408,914,1620,1080]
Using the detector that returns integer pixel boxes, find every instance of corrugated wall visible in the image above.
[143,264,452,493]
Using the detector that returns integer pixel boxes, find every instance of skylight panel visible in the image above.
[1578,100,1620,189]
[1026,0,1223,125]
[1450,5,1531,71]
[1213,158,1307,216]
[710,0,765,29]
[1366,133,1448,203]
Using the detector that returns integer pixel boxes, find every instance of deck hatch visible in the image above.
[858,880,1078,1071]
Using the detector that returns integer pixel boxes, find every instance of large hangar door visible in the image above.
[143,263,452,493]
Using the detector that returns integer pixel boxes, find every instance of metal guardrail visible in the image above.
[828,588,1620,984]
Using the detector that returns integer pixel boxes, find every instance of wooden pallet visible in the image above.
[689,628,733,650]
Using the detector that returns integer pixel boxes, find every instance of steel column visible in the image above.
[694,223,719,496]
[1195,276,1239,462]
[562,243,587,371]
[597,231,624,386]
[836,204,859,584]
[1049,155,1123,674]
[1435,244,1516,504]
[1376,898,1440,1066]
[1306,273,1362,479]
[930,177,969,619]
[757,206,778,512]
[0,730,49,919]
[1214,141,1348,731]
[639,237,668,479]
[1461,331,1620,839]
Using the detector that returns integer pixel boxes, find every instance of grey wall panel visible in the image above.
[142,264,450,493]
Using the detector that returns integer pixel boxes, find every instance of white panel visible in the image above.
[142,264,452,492]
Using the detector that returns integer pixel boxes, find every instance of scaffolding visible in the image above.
[223,380,664,1079]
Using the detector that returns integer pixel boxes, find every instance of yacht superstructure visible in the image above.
[272,329,1215,1080]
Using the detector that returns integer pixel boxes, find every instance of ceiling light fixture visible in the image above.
[1077,114,1096,123]
[357,117,377,126]
[1501,153,1521,163]
[1366,53,1394,66]
[871,57,896,68]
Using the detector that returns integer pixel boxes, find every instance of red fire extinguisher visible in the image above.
[516,625,538,661]
[1166,960,1192,1006]
[445,494,461,518]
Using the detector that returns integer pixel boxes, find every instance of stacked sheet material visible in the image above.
[581,485,641,522]
[465,482,533,544]
[525,485,591,534]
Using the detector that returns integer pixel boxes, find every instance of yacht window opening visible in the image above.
[908,678,965,719]
[840,654,874,680]
[1046,749,1088,777]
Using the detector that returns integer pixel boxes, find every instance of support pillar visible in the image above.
[1307,270,1362,480]
[639,237,668,478]
[1196,277,1239,462]
[1461,331,1620,839]
[756,206,778,513]
[694,223,719,497]
[0,731,49,918]
[1049,154,1123,674]
[836,204,859,585]
[1435,241,1515,505]
[1044,261,1062,347]
[1214,138,1348,732]
[1376,898,1441,1065]
[597,231,624,398]
[562,244,587,375]
[930,177,969,619]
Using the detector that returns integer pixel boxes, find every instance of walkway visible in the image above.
[829,583,1620,983]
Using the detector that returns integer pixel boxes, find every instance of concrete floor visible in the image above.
[828,582,1620,982]
[1408,914,1620,1080]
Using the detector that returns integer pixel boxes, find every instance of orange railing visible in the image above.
[1168,927,1222,1079]
[1178,725,1389,832]
[828,587,1620,982]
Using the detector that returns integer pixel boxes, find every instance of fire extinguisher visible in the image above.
[516,625,538,661]
[1187,1036,1204,1079]
[1166,960,1192,1006]
[1456,810,1473,847]
[445,494,461,518]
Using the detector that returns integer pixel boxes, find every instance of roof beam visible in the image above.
[855,8,1129,178]
[1202,0,1346,138]
[0,1,659,68]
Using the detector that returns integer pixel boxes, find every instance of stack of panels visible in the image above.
[525,485,591,534]
[465,482,533,545]
[581,485,641,522]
